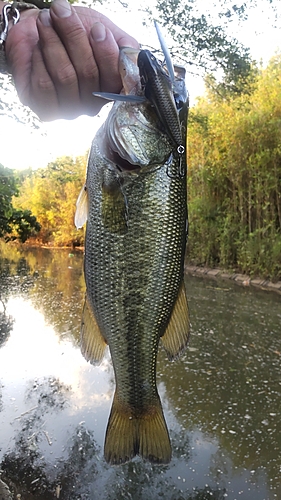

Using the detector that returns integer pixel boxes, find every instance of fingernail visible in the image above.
[91,22,106,42]
[52,0,72,18]
[39,9,52,26]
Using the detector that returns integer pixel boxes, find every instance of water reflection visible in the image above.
[0,309,14,349]
[161,279,281,498]
[0,243,280,499]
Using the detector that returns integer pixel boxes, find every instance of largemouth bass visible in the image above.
[75,44,189,465]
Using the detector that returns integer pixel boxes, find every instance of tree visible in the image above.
[8,209,41,243]
[153,0,278,95]
[119,0,279,99]
[0,164,41,242]
[13,154,87,246]
[0,164,17,237]
[186,53,281,279]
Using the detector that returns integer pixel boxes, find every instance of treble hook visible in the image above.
[166,150,186,179]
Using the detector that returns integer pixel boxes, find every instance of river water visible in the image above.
[0,243,280,500]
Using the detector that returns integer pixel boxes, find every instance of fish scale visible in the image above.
[86,146,186,432]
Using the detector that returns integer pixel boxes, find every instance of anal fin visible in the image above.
[161,280,190,360]
[81,296,107,364]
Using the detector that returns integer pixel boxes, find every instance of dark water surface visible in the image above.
[0,243,280,500]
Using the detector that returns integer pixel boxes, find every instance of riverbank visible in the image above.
[185,264,281,295]
[1,240,281,295]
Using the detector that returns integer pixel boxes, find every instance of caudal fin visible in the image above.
[104,393,171,465]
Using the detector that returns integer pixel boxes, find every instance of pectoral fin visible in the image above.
[161,280,190,360]
[102,179,128,234]
[75,184,88,229]
[81,296,107,364]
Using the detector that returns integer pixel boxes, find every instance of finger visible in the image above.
[74,6,140,51]
[29,41,59,121]
[99,18,140,51]
[89,23,121,93]
[36,8,81,119]
[49,0,103,115]
[5,11,39,106]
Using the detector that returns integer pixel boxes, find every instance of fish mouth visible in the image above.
[107,148,141,173]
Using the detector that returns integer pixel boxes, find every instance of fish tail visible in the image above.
[104,392,171,465]
[139,402,172,464]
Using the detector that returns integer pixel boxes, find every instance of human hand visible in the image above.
[1,0,139,120]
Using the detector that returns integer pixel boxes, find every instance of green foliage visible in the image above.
[8,209,41,243]
[156,0,252,90]
[0,164,18,237]
[0,164,41,242]
[187,54,281,280]
[14,155,87,247]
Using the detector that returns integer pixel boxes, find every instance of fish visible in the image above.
[75,39,189,465]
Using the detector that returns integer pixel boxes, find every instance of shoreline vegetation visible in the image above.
[1,55,281,284]
[186,55,281,283]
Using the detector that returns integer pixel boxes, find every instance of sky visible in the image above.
[0,0,280,171]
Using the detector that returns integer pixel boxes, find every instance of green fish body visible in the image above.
[75,48,189,465]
